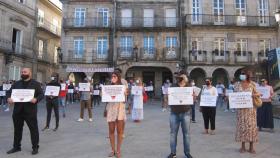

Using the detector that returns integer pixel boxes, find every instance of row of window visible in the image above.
[37,39,58,64]
[38,9,60,33]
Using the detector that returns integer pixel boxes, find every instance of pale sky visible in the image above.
[50,0,62,9]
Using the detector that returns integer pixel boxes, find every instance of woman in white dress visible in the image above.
[132,78,144,122]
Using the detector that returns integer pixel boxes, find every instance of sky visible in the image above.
[49,0,62,9]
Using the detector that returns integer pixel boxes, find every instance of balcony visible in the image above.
[257,52,268,63]
[116,17,180,30]
[163,47,179,60]
[234,51,253,64]
[61,50,110,64]
[189,50,207,63]
[186,14,277,27]
[0,38,33,59]
[212,50,230,64]
[140,48,156,60]
[37,50,57,64]
[63,17,111,29]
[117,47,134,60]
[37,19,61,37]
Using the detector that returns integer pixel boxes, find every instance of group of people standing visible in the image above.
[3,67,277,158]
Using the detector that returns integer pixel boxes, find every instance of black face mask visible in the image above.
[177,77,183,83]
[206,82,210,86]
[21,74,29,80]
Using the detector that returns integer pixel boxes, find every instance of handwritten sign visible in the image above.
[256,87,270,99]
[93,90,100,95]
[217,88,223,94]
[168,87,193,105]
[229,92,253,109]
[44,86,60,96]
[11,89,35,102]
[79,83,90,92]
[102,85,125,102]
[144,86,153,92]
[200,95,217,107]
[60,83,66,90]
[131,86,143,95]
[68,89,74,93]
[3,84,12,91]
[0,91,6,96]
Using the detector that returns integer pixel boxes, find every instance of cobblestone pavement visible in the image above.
[0,100,279,158]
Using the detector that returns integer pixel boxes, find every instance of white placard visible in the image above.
[162,86,168,95]
[225,89,234,96]
[68,89,74,93]
[79,83,90,92]
[60,83,66,90]
[11,89,35,102]
[217,88,223,94]
[229,92,253,109]
[102,85,125,102]
[93,90,100,95]
[144,86,154,92]
[3,84,12,91]
[131,86,143,95]
[256,87,270,99]
[193,87,201,96]
[168,87,193,105]
[44,86,60,96]
[200,95,217,107]
[0,91,6,96]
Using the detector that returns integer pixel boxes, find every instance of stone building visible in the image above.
[0,0,61,84]
[59,0,279,97]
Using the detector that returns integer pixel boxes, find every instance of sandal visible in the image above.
[115,152,121,158]
[108,151,115,157]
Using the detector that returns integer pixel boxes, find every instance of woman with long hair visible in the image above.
[132,78,144,122]
[106,71,126,158]
[235,70,260,154]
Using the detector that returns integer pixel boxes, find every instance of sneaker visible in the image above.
[162,108,167,112]
[4,108,10,112]
[77,118,84,122]
[53,127,58,131]
[231,109,235,113]
[224,109,229,112]
[89,118,93,122]
[7,148,21,154]
[41,126,49,131]
[168,153,176,158]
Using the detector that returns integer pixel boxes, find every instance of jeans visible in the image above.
[216,95,224,108]
[170,112,190,156]
[191,104,195,121]
[67,93,73,103]
[58,97,66,115]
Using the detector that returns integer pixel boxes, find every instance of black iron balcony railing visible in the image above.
[117,47,134,60]
[61,50,110,63]
[234,51,253,63]
[189,50,207,63]
[212,50,230,64]
[163,47,179,60]
[186,14,276,27]
[63,17,111,28]
[140,47,156,60]
[37,19,61,36]
[116,17,180,28]
[0,38,33,58]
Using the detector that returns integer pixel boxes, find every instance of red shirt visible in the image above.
[59,84,68,97]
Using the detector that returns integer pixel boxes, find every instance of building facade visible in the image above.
[60,0,279,97]
[0,0,61,84]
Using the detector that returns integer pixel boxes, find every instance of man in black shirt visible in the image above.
[6,68,43,155]
[42,73,61,132]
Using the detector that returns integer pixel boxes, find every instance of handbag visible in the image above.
[251,84,262,108]
[143,91,148,103]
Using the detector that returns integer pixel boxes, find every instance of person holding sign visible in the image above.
[162,79,171,112]
[235,70,260,154]
[0,82,9,112]
[77,78,93,122]
[200,79,218,135]
[257,79,274,132]
[6,68,43,155]
[59,80,67,118]
[67,82,74,104]
[131,78,144,122]
[215,81,225,108]
[42,74,61,132]
[167,71,193,158]
[104,71,127,158]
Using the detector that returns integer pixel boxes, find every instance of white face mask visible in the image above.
[239,75,246,81]
[136,80,140,84]
[51,77,55,80]
[191,82,195,86]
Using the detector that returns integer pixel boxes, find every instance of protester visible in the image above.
[92,83,101,107]
[257,79,274,132]
[127,79,134,114]
[190,79,197,123]
[225,80,235,112]
[200,79,218,135]
[67,82,74,104]
[235,70,259,154]
[59,79,67,118]
[77,78,93,122]
[0,82,9,112]
[105,70,127,158]
[168,71,193,158]
[132,78,144,122]
[6,68,43,155]
[162,79,171,112]
[216,81,225,108]
[42,74,61,131]
[147,81,154,100]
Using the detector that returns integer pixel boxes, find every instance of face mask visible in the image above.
[240,75,246,81]
[206,81,210,86]
[191,82,195,86]
[177,77,183,83]
[136,80,140,84]
[21,74,29,80]
[51,77,55,81]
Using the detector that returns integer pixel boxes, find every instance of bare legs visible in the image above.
[240,142,256,154]
[108,120,125,158]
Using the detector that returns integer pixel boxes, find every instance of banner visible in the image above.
[229,92,253,109]
[66,65,114,73]
[168,87,193,105]
[11,89,35,102]
[102,85,125,102]
[200,95,217,107]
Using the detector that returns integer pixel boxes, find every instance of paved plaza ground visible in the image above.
[0,100,280,158]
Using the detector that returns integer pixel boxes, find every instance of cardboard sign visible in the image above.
[79,83,90,92]
[60,83,66,90]
[168,87,193,105]
[11,89,35,102]
[131,86,143,95]
[200,95,217,107]
[3,84,12,91]
[256,87,270,99]
[102,85,125,102]
[44,86,60,96]
[229,92,253,109]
